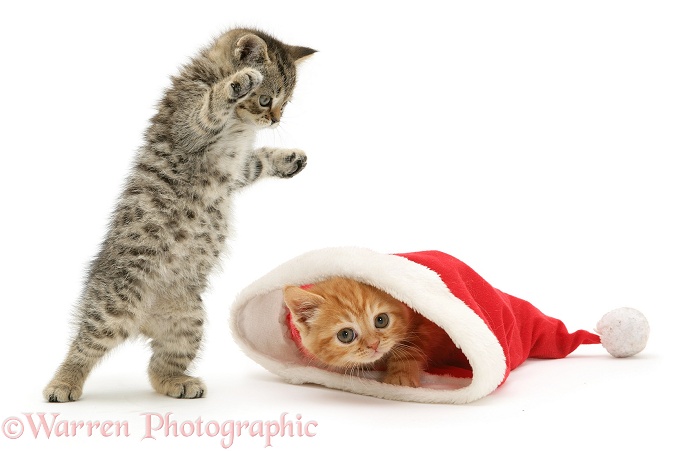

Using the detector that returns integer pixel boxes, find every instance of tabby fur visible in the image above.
[44,28,315,402]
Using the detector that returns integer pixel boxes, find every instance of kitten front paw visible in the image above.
[272,149,307,178]
[228,68,263,100]
[383,371,421,388]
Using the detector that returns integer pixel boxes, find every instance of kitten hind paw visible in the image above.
[151,374,206,399]
[43,382,83,403]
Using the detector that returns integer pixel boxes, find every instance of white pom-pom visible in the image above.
[596,307,650,358]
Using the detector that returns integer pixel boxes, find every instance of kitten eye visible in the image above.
[259,95,272,107]
[337,328,356,344]
[374,313,389,329]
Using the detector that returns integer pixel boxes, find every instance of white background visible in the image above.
[1,1,679,449]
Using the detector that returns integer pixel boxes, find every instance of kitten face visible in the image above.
[235,61,293,128]
[214,31,314,129]
[284,278,412,368]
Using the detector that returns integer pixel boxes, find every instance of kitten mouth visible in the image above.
[350,352,383,366]
[365,350,385,362]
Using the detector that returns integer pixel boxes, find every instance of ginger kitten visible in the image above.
[284,278,458,387]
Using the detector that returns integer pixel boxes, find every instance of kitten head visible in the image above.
[283,278,412,368]
[210,29,315,128]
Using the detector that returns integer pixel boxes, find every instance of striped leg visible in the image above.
[236,147,307,189]
[43,295,133,402]
[146,303,206,399]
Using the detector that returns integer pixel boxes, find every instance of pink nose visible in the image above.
[368,341,380,351]
[272,106,282,123]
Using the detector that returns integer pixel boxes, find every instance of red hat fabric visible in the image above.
[231,247,648,404]
[396,250,601,384]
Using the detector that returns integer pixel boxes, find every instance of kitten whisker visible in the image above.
[339,361,371,388]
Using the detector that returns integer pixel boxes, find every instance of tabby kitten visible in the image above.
[284,278,455,387]
[43,28,315,402]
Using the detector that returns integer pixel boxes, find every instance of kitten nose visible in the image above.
[271,106,282,124]
[367,341,380,351]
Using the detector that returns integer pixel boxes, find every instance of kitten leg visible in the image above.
[237,147,307,188]
[43,288,134,402]
[146,302,206,399]
[177,67,264,147]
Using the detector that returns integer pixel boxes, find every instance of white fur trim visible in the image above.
[230,247,507,404]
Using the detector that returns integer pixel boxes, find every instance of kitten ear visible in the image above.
[287,45,317,64]
[283,286,324,326]
[234,34,270,64]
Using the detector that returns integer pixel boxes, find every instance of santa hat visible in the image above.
[230,248,649,404]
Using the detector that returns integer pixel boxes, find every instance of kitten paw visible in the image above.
[272,149,307,178]
[383,371,421,388]
[151,374,206,399]
[43,381,83,403]
[228,68,263,100]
